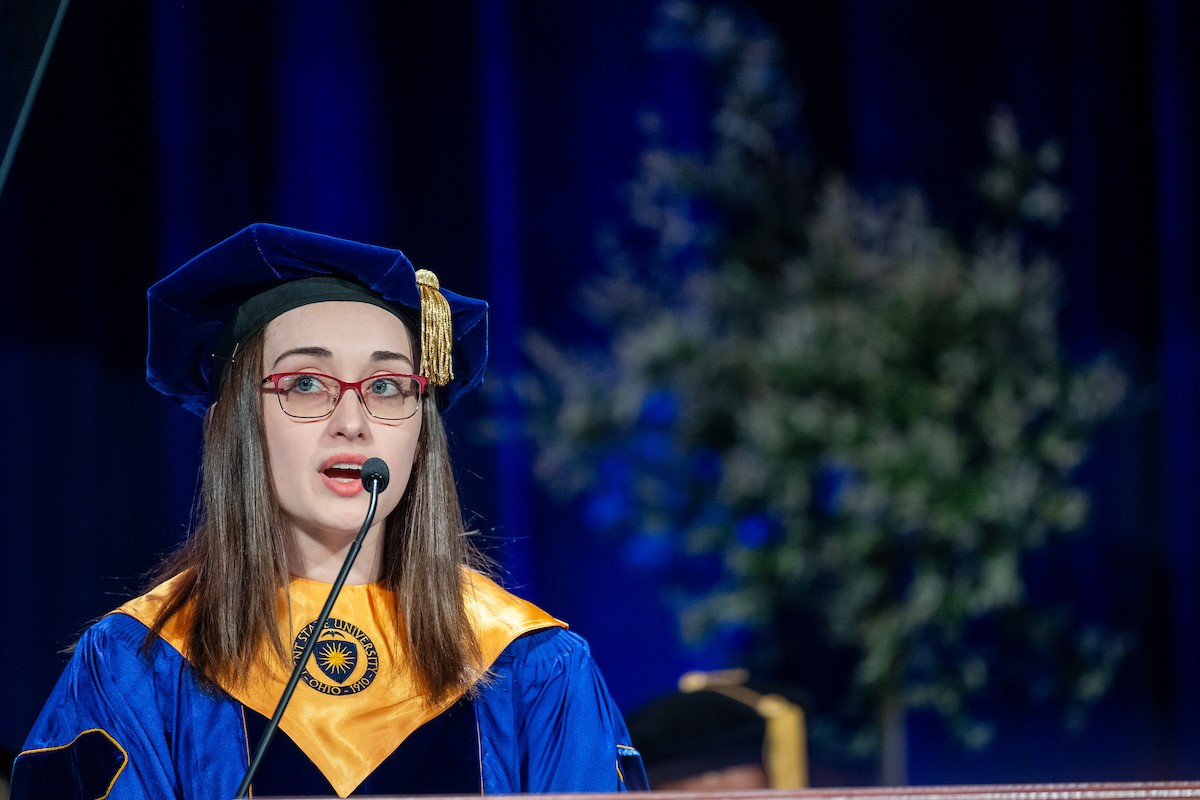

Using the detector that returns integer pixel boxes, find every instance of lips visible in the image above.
[318,454,369,496]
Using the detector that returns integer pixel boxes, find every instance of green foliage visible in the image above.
[519,1,1128,768]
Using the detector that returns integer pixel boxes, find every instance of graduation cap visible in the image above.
[146,223,488,416]
[626,669,808,789]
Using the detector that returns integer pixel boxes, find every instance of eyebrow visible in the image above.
[371,350,413,365]
[271,346,415,369]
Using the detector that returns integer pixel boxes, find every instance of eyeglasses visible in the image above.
[262,371,428,421]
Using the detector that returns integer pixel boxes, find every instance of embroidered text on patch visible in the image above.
[292,618,379,696]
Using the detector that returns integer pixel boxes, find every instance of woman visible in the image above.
[13,224,645,798]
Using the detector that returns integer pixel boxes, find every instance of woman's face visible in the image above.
[260,300,422,552]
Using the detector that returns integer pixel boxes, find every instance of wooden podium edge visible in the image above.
[259,780,1200,800]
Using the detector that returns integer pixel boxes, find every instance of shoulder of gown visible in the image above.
[476,626,648,792]
[12,612,246,800]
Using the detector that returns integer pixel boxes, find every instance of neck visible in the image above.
[285,520,386,584]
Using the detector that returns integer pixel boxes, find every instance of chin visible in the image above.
[321,512,376,536]
[287,511,370,543]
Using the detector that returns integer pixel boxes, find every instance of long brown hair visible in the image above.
[146,325,484,705]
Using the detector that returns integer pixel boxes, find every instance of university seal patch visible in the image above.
[292,617,379,696]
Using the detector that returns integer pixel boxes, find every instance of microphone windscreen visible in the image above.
[361,458,390,493]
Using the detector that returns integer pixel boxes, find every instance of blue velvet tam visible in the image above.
[146,223,488,416]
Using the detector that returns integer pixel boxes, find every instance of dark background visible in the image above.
[1,0,1196,786]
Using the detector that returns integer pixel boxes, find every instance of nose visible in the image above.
[325,385,372,439]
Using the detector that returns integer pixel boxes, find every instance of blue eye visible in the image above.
[295,375,323,393]
[281,374,331,394]
[368,377,403,397]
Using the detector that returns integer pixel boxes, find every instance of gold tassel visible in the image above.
[415,268,454,386]
[759,693,808,789]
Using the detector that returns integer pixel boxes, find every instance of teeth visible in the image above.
[330,463,362,470]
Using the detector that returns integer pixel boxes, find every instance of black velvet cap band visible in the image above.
[626,689,767,785]
[211,276,418,380]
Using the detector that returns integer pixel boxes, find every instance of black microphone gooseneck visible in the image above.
[235,457,391,798]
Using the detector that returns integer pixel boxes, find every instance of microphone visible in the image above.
[235,459,391,798]
[361,457,390,494]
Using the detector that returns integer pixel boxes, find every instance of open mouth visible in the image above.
[322,462,364,482]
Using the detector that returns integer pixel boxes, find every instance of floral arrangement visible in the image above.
[518,2,1128,781]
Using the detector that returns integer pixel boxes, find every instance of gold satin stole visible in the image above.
[118,569,565,797]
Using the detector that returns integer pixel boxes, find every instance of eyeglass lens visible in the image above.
[274,373,422,420]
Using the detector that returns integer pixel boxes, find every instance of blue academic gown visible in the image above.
[13,573,646,798]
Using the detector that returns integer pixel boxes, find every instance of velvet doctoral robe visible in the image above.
[14,570,646,798]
